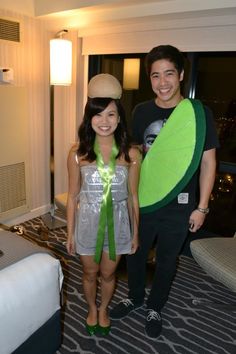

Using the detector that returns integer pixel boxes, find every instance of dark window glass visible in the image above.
[194,52,236,236]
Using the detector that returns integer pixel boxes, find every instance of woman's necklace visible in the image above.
[93,136,118,263]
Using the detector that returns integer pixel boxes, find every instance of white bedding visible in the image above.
[0,253,63,354]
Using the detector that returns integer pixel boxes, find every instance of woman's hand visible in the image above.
[66,235,75,255]
[129,234,139,254]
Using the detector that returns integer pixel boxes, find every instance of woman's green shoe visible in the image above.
[85,322,98,336]
[97,324,111,335]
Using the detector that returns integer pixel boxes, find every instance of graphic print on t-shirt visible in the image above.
[143,119,167,153]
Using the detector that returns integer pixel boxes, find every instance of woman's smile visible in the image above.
[91,101,119,136]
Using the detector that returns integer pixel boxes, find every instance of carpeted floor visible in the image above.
[18,216,236,354]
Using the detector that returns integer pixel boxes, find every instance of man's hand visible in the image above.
[189,209,206,232]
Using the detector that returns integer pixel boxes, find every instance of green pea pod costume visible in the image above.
[139,98,206,213]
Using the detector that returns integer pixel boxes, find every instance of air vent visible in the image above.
[0,18,20,42]
[0,162,26,213]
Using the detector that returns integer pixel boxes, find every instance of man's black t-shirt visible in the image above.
[131,99,220,210]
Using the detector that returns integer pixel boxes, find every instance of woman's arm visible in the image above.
[66,145,80,255]
[128,146,142,254]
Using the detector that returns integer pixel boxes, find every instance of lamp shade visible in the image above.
[123,58,140,90]
[50,38,72,85]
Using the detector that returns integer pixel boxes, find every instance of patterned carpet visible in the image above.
[18,216,236,354]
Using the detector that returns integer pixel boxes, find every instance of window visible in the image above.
[194,52,236,236]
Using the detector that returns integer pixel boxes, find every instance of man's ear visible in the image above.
[180,70,184,82]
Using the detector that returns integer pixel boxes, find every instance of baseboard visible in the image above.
[1,204,51,227]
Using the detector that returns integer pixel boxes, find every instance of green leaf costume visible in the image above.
[139,98,206,213]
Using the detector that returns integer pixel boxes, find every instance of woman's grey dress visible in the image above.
[75,165,132,256]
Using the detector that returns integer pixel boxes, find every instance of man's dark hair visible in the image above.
[145,45,185,76]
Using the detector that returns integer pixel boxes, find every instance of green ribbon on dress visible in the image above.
[94,137,118,263]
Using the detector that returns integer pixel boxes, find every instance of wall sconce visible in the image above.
[123,58,140,90]
[43,30,72,230]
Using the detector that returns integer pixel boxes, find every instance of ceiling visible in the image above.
[33,0,236,31]
[1,0,236,33]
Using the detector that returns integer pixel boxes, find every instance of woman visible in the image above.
[66,74,141,335]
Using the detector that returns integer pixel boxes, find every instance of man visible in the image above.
[110,45,219,338]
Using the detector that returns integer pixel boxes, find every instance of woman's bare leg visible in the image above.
[80,255,99,325]
[99,252,121,326]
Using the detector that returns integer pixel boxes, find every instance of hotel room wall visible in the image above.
[0,9,49,223]
[81,22,236,55]
[0,8,79,224]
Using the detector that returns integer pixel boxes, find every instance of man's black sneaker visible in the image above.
[110,299,143,319]
[145,309,162,338]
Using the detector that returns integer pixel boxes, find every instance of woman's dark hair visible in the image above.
[145,45,185,76]
[77,97,131,162]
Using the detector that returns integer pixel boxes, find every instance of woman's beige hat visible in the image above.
[88,73,122,99]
